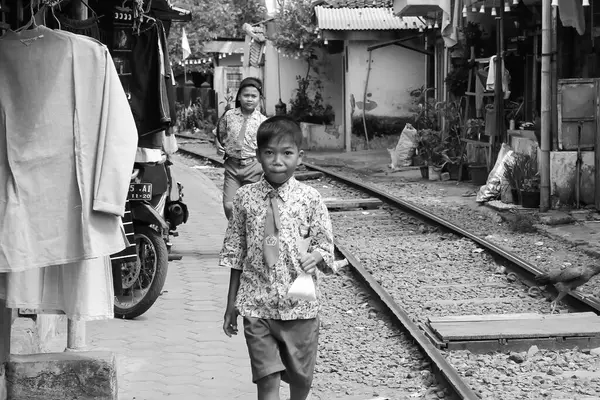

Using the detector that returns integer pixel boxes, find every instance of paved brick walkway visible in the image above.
[88,162,255,400]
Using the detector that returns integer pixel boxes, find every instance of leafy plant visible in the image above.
[288,75,334,125]
[271,0,323,60]
[445,65,470,97]
[168,0,266,67]
[409,87,438,130]
[463,22,482,48]
[416,129,443,166]
[503,152,540,204]
[176,98,214,132]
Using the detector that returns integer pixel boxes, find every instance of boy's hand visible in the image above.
[300,251,323,275]
[223,306,239,337]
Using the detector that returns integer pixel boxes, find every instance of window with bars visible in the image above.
[227,72,243,97]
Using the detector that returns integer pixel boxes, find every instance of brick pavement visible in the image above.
[87,162,256,400]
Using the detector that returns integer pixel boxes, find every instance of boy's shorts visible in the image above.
[222,157,263,208]
[243,316,319,387]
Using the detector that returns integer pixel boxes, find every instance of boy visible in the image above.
[219,116,335,400]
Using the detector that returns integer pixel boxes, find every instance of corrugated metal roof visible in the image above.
[315,6,425,30]
[321,0,393,8]
[202,41,246,54]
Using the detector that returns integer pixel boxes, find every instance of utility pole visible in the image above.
[540,0,552,211]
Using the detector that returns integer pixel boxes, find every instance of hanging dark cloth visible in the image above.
[130,20,169,149]
[54,11,102,40]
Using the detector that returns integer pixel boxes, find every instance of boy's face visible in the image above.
[238,86,260,112]
[256,136,303,186]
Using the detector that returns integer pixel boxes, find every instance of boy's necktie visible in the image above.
[236,116,249,152]
[264,190,280,267]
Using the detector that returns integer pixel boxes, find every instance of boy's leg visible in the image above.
[222,159,242,220]
[272,318,319,400]
[243,317,286,400]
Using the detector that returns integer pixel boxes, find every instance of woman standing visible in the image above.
[216,77,267,220]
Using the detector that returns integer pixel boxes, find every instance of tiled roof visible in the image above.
[315,6,424,30]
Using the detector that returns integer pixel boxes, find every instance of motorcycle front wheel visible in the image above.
[114,225,169,319]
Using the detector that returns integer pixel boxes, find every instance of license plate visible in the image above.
[129,183,152,201]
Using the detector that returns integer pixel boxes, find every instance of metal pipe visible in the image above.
[540,0,552,211]
[66,319,86,352]
[361,51,373,149]
[494,3,505,151]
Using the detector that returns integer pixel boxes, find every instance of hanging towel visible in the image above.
[558,0,585,36]
[486,56,511,99]
[441,0,458,48]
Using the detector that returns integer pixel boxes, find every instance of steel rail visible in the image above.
[302,162,600,314]
[176,144,478,399]
[335,241,479,399]
[177,141,600,312]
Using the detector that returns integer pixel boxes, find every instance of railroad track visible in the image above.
[175,137,600,400]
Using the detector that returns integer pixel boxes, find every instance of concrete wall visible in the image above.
[300,122,344,151]
[346,40,426,117]
[345,40,426,122]
[214,65,263,116]
[12,315,67,355]
[263,43,344,125]
[550,151,595,207]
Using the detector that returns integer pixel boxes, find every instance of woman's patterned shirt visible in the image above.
[219,177,334,320]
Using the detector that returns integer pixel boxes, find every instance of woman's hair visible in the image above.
[234,77,263,109]
[257,116,303,150]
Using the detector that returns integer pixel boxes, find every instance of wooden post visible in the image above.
[540,0,552,211]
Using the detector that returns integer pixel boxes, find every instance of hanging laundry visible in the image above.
[157,20,178,127]
[558,0,585,36]
[0,257,114,321]
[0,26,137,272]
[485,56,511,100]
[130,20,172,149]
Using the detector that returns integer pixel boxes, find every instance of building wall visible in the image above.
[263,43,344,122]
[344,40,426,148]
[551,151,595,207]
[214,65,263,116]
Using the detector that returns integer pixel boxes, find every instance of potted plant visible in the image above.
[463,22,482,49]
[504,152,540,208]
[416,129,443,179]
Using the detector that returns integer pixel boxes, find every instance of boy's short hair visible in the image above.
[257,116,303,150]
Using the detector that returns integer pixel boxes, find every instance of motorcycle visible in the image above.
[110,153,189,319]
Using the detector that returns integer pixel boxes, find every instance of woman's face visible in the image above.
[238,86,260,112]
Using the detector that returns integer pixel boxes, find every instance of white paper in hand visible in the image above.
[287,238,317,301]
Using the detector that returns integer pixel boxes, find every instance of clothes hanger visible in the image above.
[15,1,38,32]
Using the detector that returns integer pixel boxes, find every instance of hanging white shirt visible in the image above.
[0,26,137,272]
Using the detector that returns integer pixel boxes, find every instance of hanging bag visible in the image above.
[287,237,317,301]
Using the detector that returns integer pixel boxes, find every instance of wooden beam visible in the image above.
[323,198,383,211]
[322,29,421,42]
[393,42,432,56]
[293,171,323,181]
[366,35,422,51]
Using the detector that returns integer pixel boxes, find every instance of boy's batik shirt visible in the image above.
[217,107,267,159]
[219,176,334,320]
